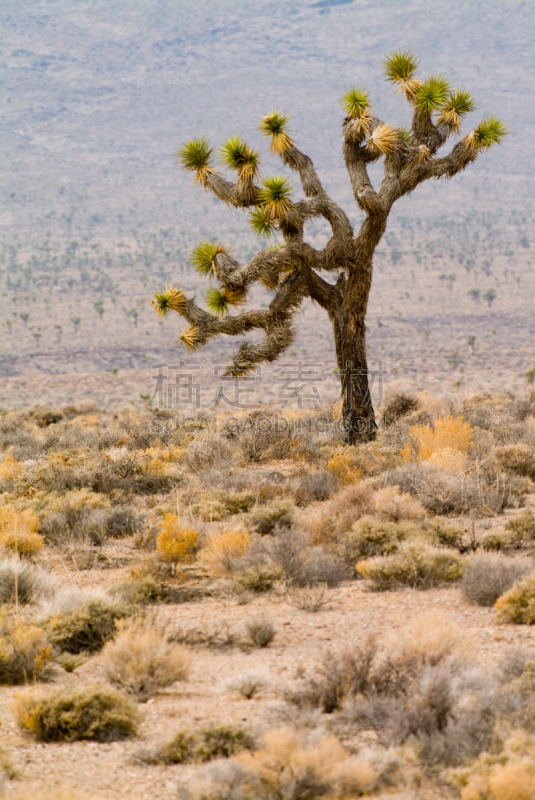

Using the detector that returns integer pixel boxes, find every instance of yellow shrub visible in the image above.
[199,529,251,575]
[462,763,535,800]
[0,506,43,558]
[0,455,24,482]
[156,514,198,567]
[408,415,472,468]
[373,486,426,520]
[327,452,361,485]
[0,614,52,684]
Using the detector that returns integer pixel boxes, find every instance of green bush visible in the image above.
[162,725,255,764]
[47,598,129,653]
[251,499,295,535]
[344,516,461,563]
[233,565,281,593]
[14,686,140,742]
[356,542,464,590]
[495,571,535,624]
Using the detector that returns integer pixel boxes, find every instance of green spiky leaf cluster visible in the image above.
[220,136,260,173]
[152,289,173,317]
[474,116,507,148]
[383,50,419,83]
[190,240,226,277]
[340,87,369,119]
[260,110,289,137]
[177,138,213,172]
[397,126,412,143]
[249,206,278,238]
[206,287,230,316]
[442,89,476,118]
[414,75,451,113]
[259,176,293,219]
[260,111,293,154]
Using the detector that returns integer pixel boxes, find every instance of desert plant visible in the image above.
[251,498,295,535]
[373,485,426,520]
[0,506,43,558]
[110,575,165,605]
[327,452,361,485]
[286,583,329,612]
[233,564,281,593]
[227,672,268,699]
[46,595,129,653]
[505,509,535,546]
[496,443,535,480]
[199,529,251,575]
[356,541,464,589]
[102,618,192,700]
[460,553,532,607]
[153,54,504,444]
[156,514,198,570]
[381,392,419,426]
[0,613,52,684]
[0,558,55,604]
[161,725,255,764]
[14,685,139,741]
[495,571,535,624]
[244,616,276,648]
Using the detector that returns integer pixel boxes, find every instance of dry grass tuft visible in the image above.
[102,618,192,700]
[244,616,276,648]
[0,558,55,604]
[373,485,426,520]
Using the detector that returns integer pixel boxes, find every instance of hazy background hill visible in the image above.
[1,0,534,410]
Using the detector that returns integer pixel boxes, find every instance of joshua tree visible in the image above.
[152,51,505,442]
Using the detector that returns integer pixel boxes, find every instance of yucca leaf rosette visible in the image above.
[152,286,187,317]
[177,138,215,186]
[414,75,451,114]
[365,123,399,157]
[249,206,278,238]
[383,50,421,99]
[341,87,373,138]
[260,111,293,155]
[190,240,228,278]
[437,89,476,132]
[219,136,260,181]
[258,176,293,221]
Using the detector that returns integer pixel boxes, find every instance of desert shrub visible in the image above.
[228,410,295,462]
[496,443,535,480]
[161,725,255,764]
[156,514,198,569]
[286,583,329,612]
[46,596,129,653]
[384,461,522,516]
[301,482,374,545]
[327,451,361,485]
[495,572,535,624]
[232,728,387,799]
[0,506,43,558]
[505,509,535,546]
[233,564,281,593]
[381,392,420,426]
[356,542,464,590]
[185,433,235,472]
[199,529,251,576]
[405,414,473,464]
[110,575,165,605]
[293,469,339,505]
[244,616,276,648]
[460,554,532,607]
[0,558,55,604]
[0,454,25,485]
[458,732,535,800]
[104,507,142,538]
[0,613,52,684]
[38,488,112,545]
[102,619,191,700]
[251,498,295,535]
[373,485,426,520]
[343,516,425,562]
[14,686,139,741]
[251,529,347,587]
[227,672,268,699]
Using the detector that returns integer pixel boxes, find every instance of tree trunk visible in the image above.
[332,267,378,444]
